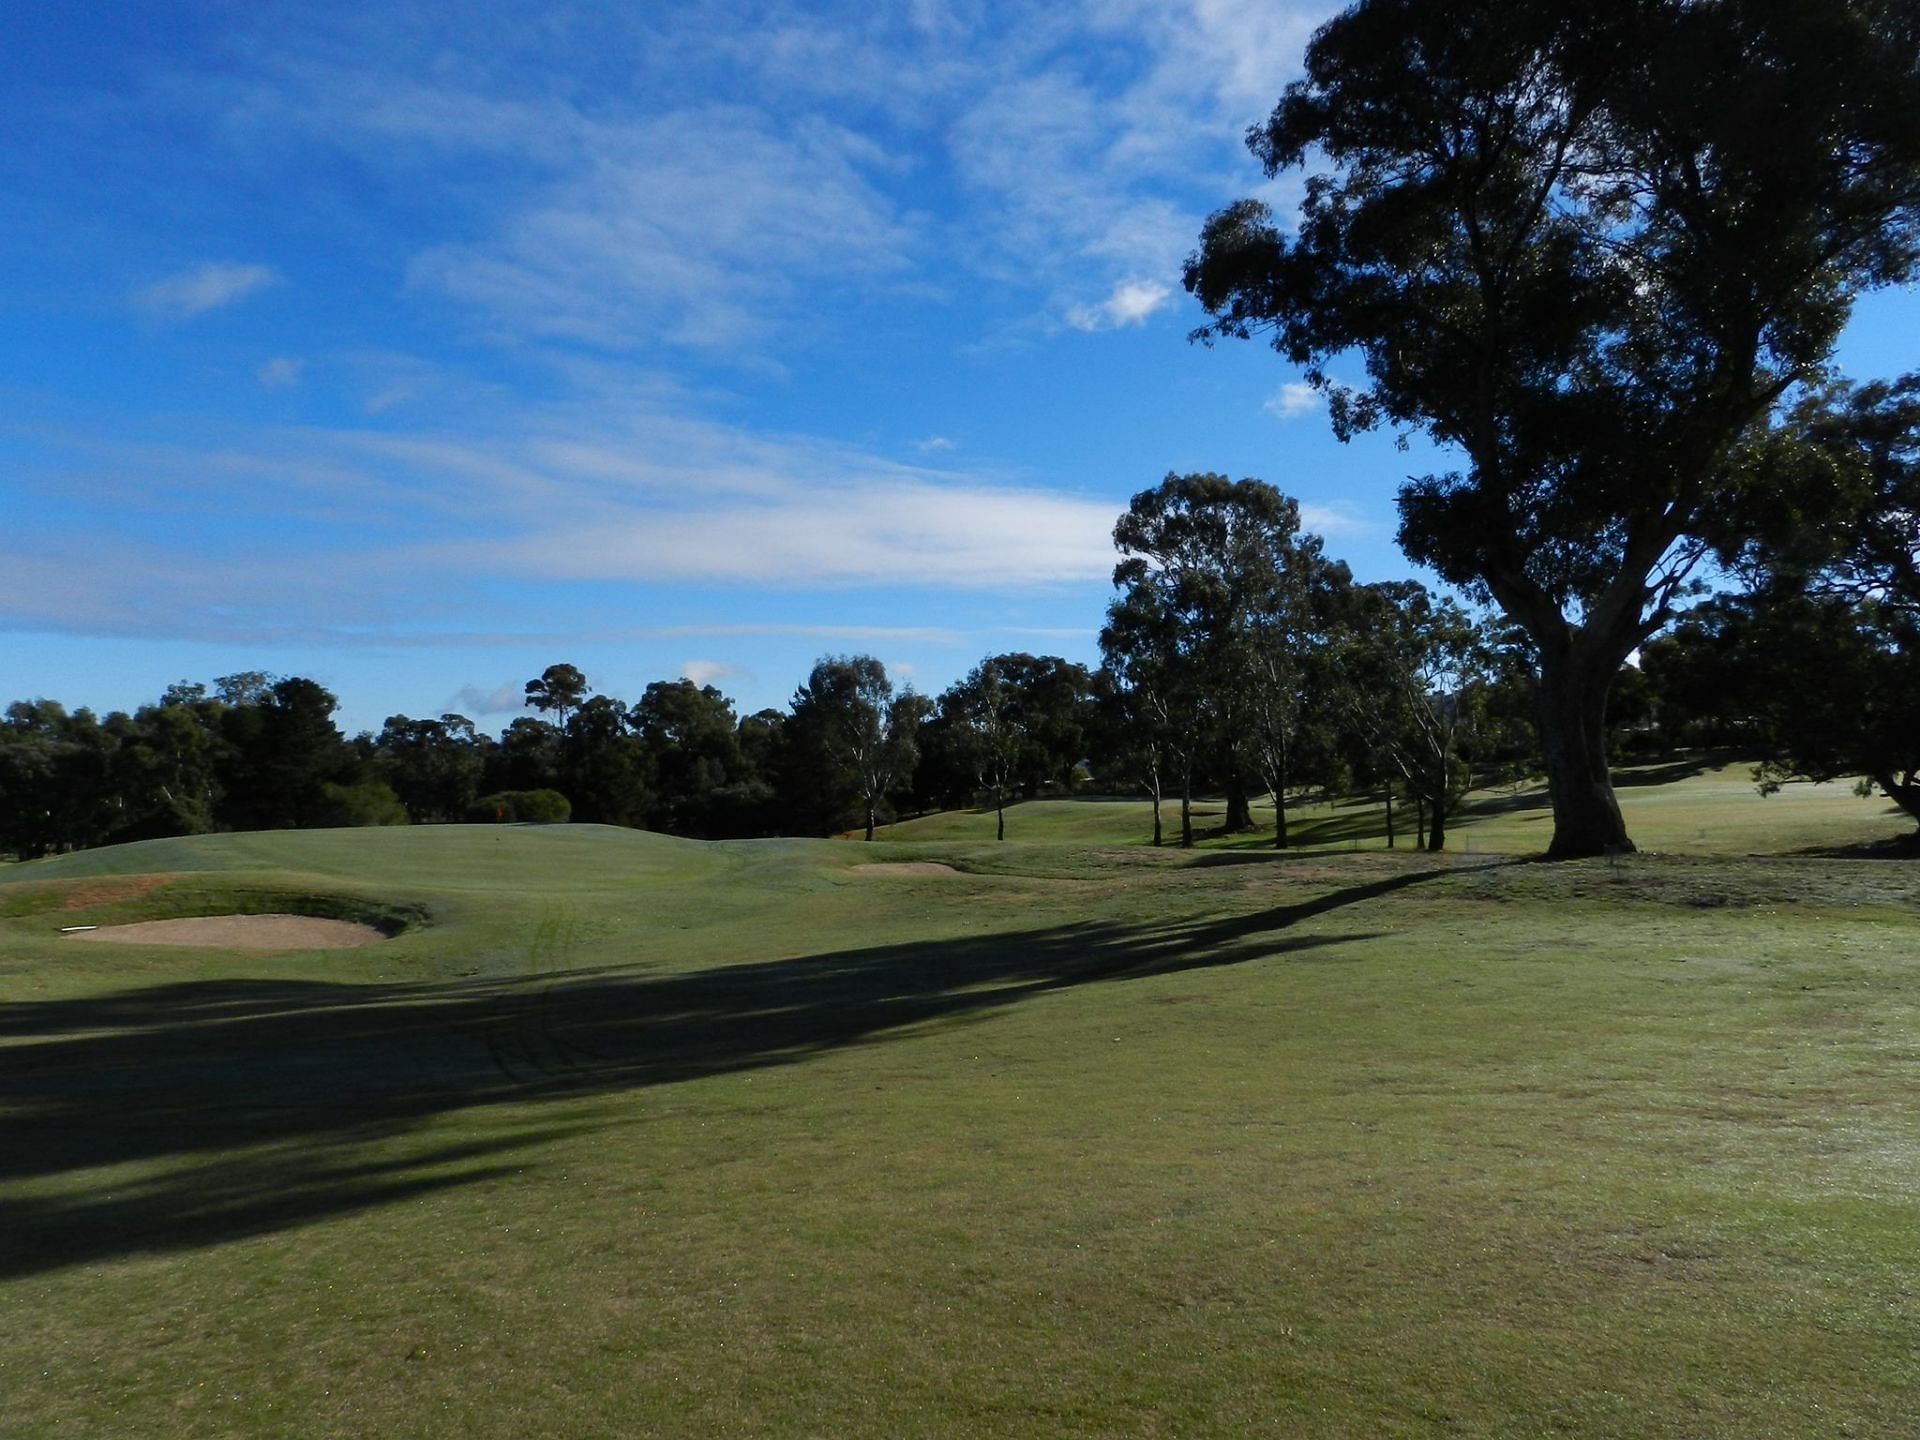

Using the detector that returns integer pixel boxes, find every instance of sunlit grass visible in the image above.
[1,777,1915,1437]
[877,755,1911,856]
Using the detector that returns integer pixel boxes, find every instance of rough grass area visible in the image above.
[0,785,1915,1438]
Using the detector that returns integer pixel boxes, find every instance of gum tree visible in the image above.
[790,655,929,841]
[1186,0,1920,856]
[1109,473,1344,848]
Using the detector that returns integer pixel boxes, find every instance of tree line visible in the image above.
[16,441,1910,861]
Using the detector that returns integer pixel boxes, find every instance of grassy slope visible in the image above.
[1,785,1916,1439]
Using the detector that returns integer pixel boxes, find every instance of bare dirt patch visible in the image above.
[55,874,180,910]
[1,873,183,915]
[65,914,388,950]
[851,862,963,878]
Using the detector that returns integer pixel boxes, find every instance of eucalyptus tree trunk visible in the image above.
[1179,759,1194,848]
[1258,728,1291,849]
[1536,646,1633,859]
[1872,770,1920,831]
[1223,771,1255,832]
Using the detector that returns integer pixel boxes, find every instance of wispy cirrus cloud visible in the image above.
[133,262,280,320]
[408,107,916,353]
[202,1,1328,353]
[3,384,1120,647]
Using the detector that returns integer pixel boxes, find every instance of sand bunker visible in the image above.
[65,914,388,950]
[852,862,963,877]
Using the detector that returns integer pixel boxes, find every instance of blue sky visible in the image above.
[6,1,1917,736]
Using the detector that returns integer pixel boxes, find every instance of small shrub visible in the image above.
[469,789,572,824]
[315,781,410,828]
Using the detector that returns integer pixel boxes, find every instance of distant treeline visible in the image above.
[5,471,1911,860]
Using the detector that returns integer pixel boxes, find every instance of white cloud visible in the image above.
[1067,279,1173,332]
[258,356,306,390]
[404,106,915,353]
[917,435,956,453]
[134,263,280,320]
[445,680,525,715]
[1264,381,1322,419]
[679,659,738,687]
[1297,501,1367,537]
[191,2,1332,354]
[3,382,1125,648]
[452,474,1118,590]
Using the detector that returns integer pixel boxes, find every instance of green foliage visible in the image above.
[1649,373,1920,826]
[1184,0,1920,857]
[469,788,573,824]
[219,676,353,831]
[374,714,488,823]
[560,694,653,827]
[1106,473,1351,847]
[788,655,929,840]
[523,662,589,727]
[631,679,753,835]
[940,659,1023,840]
[1332,581,1497,850]
[312,780,410,828]
[927,654,1098,840]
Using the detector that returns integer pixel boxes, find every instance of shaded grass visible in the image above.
[0,821,1916,1437]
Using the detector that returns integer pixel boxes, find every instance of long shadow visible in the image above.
[1609,756,1715,787]
[1786,831,1920,860]
[0,863,1482,1279]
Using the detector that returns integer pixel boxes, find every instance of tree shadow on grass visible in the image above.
[1784,831,1920,860]
[0,862,1486,1279]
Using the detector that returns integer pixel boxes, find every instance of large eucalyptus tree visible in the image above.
[1186,0,1920,856]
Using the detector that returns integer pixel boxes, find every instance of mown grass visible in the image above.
[877,755,1913,856]
[1,776,1916,1438]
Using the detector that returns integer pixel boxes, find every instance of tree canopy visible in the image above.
[1649,373,1920,828]
[1108,472,1349,847]
[788,655,929,841]
[1185,0,1920,856]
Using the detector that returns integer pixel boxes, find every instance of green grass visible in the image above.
[878,755,1912,856]
[1,774,1916,1438]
